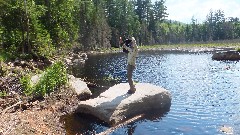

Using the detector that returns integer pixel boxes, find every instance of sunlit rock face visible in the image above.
[68,75,92,100]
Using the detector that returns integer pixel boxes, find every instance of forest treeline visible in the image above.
[0,0,240,57]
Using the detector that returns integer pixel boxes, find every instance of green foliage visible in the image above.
[0,0,76,57]
[38,0,78,48]
[0,91,7,97]
[236,48,240,52]
[0,63,7,77]
[20,74,32,94]
[0,50,12,62]
[1,0,240,55]
[0,0,54,56]
[20,61,67,97]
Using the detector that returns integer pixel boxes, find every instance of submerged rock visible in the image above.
[220,125,233,134]
[212,50,240,60]
[75,83,171,125]
[64,53,87,68]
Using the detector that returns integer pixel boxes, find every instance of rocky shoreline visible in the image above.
[0,46,239,134]
[0,52,90,135]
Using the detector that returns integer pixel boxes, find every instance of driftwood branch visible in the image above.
[97,114,144,135]
[1,101,22,114]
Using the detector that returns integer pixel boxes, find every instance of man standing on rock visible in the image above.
[119,37,138,94]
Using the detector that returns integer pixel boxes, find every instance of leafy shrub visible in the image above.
[20,75,32,95]
[21,61,67,97]
[236,48,240,52]
[0,91,7,97]
[0,50,12,62]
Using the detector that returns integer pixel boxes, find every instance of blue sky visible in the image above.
[153,0,240,23]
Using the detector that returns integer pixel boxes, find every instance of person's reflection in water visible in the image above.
[126,122,137,135]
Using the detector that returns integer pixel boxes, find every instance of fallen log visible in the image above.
[97,114,144,135]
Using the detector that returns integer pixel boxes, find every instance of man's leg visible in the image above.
[127,64,135,91]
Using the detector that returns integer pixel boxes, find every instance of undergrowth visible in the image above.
[0,91,7,97]
[20,61,67,97]
[236,48,240,52]
[0,50,12,62]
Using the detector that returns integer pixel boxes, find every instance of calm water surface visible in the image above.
[65,50,240,135]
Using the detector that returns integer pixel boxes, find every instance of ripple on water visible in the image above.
[69,51,240,135]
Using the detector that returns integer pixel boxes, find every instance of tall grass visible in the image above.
[138,42,240,50]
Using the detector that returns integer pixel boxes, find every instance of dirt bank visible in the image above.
[0,56,80,135]
[0,85,79,135]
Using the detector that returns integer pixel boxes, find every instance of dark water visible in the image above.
[64,50,240,135]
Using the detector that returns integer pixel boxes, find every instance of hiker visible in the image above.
[119,37,138,94]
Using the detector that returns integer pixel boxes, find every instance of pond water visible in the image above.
[64,50,240,135]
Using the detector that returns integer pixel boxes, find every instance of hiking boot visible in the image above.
[127,88,136,94]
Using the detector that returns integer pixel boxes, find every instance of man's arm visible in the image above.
[123,43,133,51]
[119,37,131,51]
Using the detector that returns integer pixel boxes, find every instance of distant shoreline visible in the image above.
[87,41,240,55]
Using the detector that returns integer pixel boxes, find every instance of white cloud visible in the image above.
[162,0,240,23]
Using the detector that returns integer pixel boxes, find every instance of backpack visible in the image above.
[123,39,132,53]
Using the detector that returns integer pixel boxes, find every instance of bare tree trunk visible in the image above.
[24,0,30,53]
[21,12,25,54]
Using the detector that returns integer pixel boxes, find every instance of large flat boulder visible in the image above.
[75,83,171,125]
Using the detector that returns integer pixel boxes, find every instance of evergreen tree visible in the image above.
[0,0,52,57]
[36,0,78,49]
[1,0,240,56]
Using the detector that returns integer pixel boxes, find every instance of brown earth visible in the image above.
[0,86,79,135]
[0,57,80,135]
